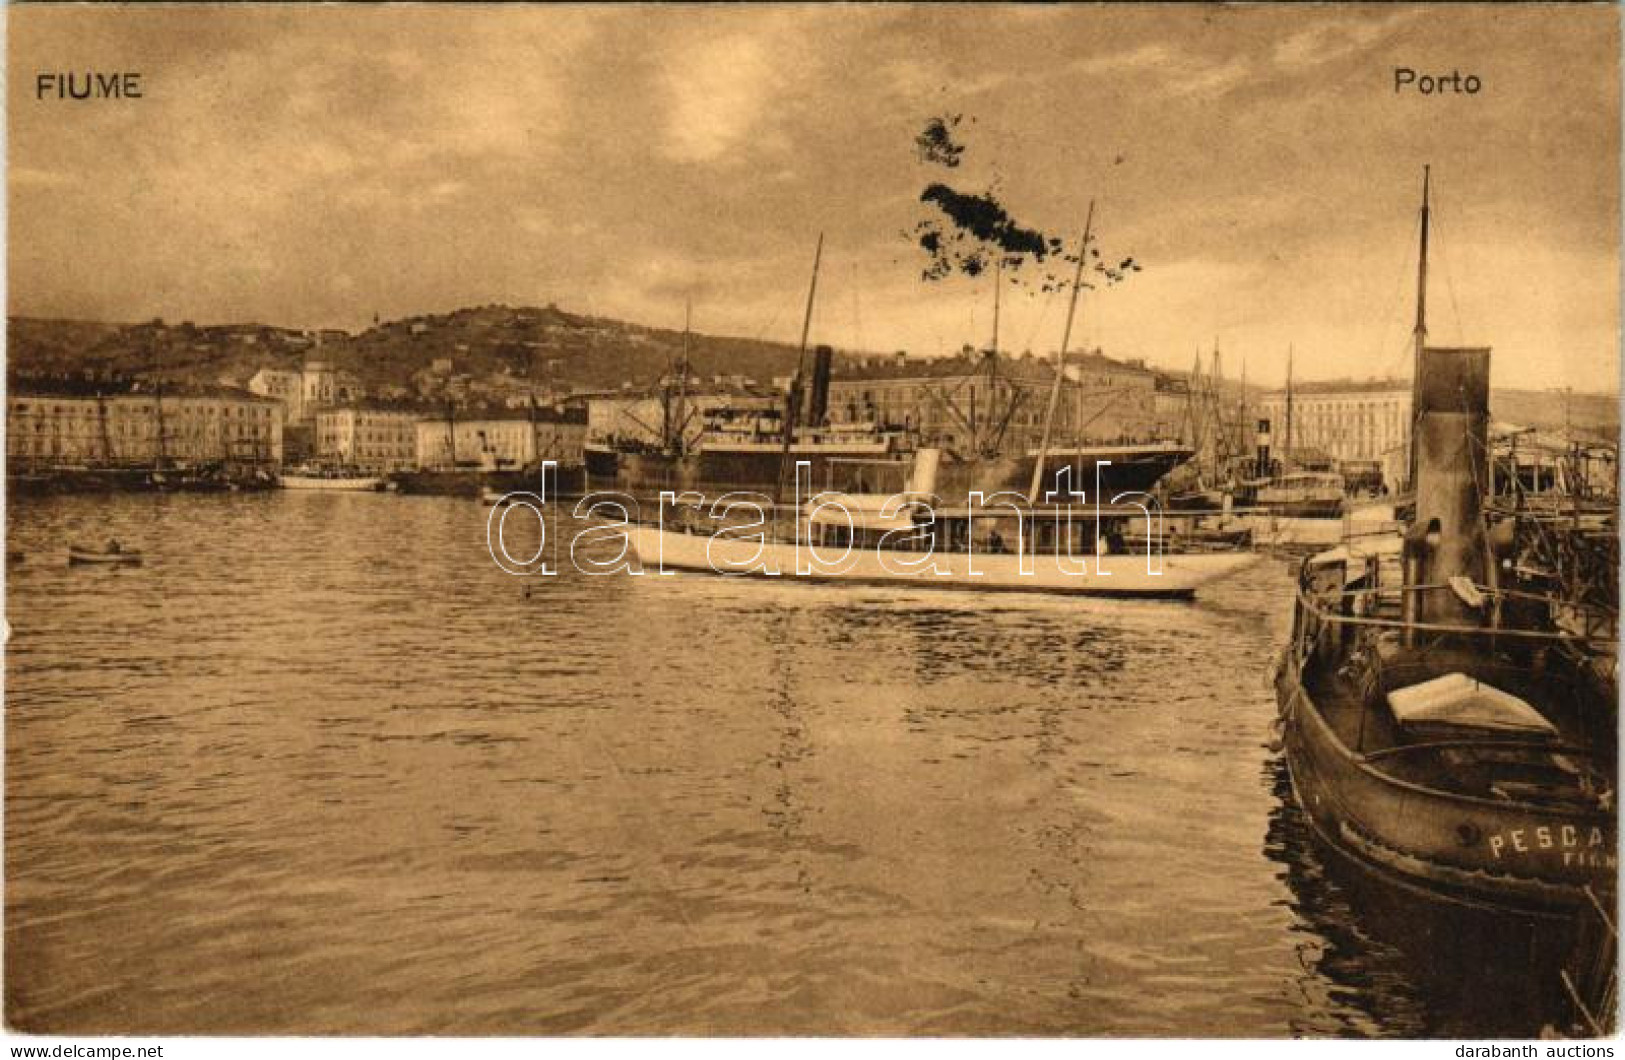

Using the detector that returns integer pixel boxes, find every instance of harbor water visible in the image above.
[3,492,1568,1035]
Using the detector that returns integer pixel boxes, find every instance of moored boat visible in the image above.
[279,465,385,491]
[1274,172,1616,921]
[1251,471,1346,518]
[625,493,1259,599]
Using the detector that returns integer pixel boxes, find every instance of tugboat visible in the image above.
[1274,170,1616,922]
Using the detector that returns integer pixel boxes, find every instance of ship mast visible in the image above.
[773,233,823,505]
[1284,344,1294,462]
[1027,200,1094,502]
[1408,164,1431,490]
[155,379,167,470]
[97,391,112,466]
[674,296,692,454]
[991,255,1002,359]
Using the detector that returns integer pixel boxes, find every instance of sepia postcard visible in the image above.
[3,2,1620,1048]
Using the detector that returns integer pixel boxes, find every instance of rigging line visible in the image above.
[1376,209,1422,379]
[1020,278,1064,355]
[748,292,793,348]
[1432,200,1468,346]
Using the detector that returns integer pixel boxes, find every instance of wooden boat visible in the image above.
[1275,173,1616,920]
[68,544,142,566]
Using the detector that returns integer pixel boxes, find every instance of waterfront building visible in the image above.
[823,348,1174,453]
[414,407,588,470]
[314,405,423,473]
[1256,379,1412,487]
[7,380,283,469]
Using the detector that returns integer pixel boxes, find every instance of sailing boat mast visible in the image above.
[773,233,824,504]
[1027,200,1094,502]
[1407,164,1431,490]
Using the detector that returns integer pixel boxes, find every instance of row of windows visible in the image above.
[11,403,272,419]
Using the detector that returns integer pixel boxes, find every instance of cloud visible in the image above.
[660,30,784,163]
[1272,10,1420,71]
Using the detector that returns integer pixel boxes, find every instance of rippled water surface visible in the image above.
[3,492,1568,1035]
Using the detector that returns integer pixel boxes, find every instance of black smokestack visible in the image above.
[808,344,833,426]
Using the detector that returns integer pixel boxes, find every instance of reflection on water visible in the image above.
[1263,758,1583,1037]
[0,491,1581,1035]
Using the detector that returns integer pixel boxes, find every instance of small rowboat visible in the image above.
[68,545,142,566]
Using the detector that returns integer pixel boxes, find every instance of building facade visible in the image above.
[1256,380,1412,487]
[248,360,364,426]
[414,409,588,470]
[314,406,421,473]
[8,383,283,468]
[824,350,1171,454]
[247,367,305,424]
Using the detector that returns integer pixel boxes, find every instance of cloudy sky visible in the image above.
[8,4,1619,391]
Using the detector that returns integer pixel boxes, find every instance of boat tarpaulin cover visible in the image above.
[1386,672,1558,735]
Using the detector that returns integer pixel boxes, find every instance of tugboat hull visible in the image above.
[1278,674,1616,917]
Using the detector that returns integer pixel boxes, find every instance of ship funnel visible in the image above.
[807,344,833,427]
[1405,346,1491,626]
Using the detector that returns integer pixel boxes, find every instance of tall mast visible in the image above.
[991,256,1002,357]
[675,296,692,453]
[1406,165,1431,490]
[1239,351,1248,468]
[774,233,824,504]
[1285,344,1294,460]
[155,379,166,469]
[1027,200,1094,502]
[1211,341,1224,461]
[97,391,111,465]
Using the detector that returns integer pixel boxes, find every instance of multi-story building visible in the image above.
[302,360,338,410]
[414,407,588,470]
[1256,379,1412,487]
[247,367,305,424]
[313,406,422,473]
[248,359,364,427]
[7,381,283,468]
[824,349,1171,454]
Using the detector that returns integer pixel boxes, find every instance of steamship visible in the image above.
[1274,170,1616,919]
[595,341,1194,502]
[593,231,1194,504]
[596,343,913,497]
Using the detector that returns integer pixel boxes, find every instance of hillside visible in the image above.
[5,309,1618,440]
[5,305,820,397]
